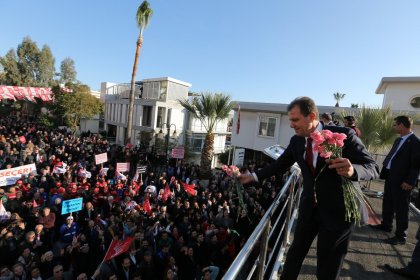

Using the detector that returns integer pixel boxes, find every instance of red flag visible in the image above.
[181,182,197,196]
[162,183,171,202]
[236,105,240,134]
[103,237,134,262]
[19,136,26,144]
[143,198,152,215]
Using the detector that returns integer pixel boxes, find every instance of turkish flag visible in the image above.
[236,105,240,134]
[162,183,171,202]
[103,237,134,262]
[181,182,197,196]
[19,136,26,144]
[143,198,152,215]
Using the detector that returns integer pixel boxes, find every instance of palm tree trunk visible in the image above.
[126,35,143,143]
[200,132,214,179]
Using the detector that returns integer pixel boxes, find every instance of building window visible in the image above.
[258,116,276,137]
[143,82,160,99]
[186,134,205,152]
[157,107,165,128]
[410,96,420,108]
[159,81,167,101]
[142,106,152,127]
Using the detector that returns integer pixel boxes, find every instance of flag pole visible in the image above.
[97,239,114,271]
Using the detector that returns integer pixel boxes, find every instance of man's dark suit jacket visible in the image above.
[380,133,420,188]
[256,126,379,231]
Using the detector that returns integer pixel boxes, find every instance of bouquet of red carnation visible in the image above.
[311,130,378,225]
[222,165,244,208]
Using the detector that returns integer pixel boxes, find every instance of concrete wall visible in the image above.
[381,82,420,113]
[232,110,294,151]
[80,119,99,133]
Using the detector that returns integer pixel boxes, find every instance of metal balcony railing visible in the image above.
[105,83,142,100]
[223,167,303,280]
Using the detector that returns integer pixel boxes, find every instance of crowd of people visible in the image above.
[0,115,284,280]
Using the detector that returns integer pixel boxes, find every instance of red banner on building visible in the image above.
[0,85,54,102]
[236,105,241,134]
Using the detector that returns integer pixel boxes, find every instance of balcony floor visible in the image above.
[288,181,418,280]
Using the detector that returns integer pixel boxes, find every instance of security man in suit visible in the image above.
[239,97,379,280]
[372,115,420,245]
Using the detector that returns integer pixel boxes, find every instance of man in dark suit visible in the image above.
[385,223,420,278]
[239,97,379,280]
[372,115,420,245]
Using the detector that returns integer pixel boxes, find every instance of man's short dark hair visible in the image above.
[394,115,412,128]
[287,97,318,117]
[321,113,332,122]
[344,116,355,122]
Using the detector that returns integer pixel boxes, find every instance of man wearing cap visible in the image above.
[59,215,79,245]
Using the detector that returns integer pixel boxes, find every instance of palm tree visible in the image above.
[179,92,235,179]
[333,92,346,107]
[338,106,397,153]
[126,1,153,142]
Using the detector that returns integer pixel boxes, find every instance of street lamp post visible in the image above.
[158,123,177,164]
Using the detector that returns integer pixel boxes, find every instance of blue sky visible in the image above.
[1,0,420,108]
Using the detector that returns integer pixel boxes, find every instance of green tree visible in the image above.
[38,45,56,86]
[60,57,77,84]
[17,37,40,86]
[127,1,153,142]
[338,105,397,152]
[218,149,230,165]
[0,37,57,87]
[333,92,346,107]
[52,84,102,131]
[351,103,359,108]
[0,49,21,85]
[179,92,235,179]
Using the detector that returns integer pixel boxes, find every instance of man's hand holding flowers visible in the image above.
[327,157,355,179]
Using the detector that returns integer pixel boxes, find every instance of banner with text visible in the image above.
[116,162,130,173]
[95,153,108,165]
[61,197,83,215]
[171,146,185,159]
[0,163,37,187]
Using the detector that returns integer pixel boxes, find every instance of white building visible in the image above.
[79,90,103,133]
[102,77,231,167]
[376,76,420,135]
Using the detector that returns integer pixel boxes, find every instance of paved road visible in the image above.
[292,180,419,280]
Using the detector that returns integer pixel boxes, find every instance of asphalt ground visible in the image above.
[287,180,419,280]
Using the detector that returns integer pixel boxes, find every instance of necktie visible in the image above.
[306,137,315,175]
[383,137,403,169]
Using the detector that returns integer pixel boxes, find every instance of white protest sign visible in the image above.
[0,163,37,187]
[116,162,130,172]
[95,153,108,165]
